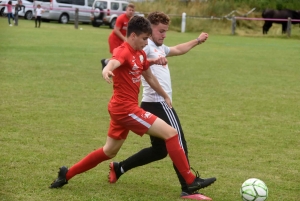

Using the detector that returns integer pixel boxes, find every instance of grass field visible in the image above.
[0,18,299,201]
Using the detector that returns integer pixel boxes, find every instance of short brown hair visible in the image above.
[147,11,170,26]
[127,3,135,9]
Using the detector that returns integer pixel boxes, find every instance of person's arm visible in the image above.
[102,59,121,84]
[113,17,126,41]
[167,32,209,57]
[142,57,172,108]
[113,26,126,41]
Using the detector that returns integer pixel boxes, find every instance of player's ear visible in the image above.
[130,32,137,39]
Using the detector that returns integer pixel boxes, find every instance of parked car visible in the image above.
[90,0,144,29]
[0,0,9,16]
[32,0,94,24]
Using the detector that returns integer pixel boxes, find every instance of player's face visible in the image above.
[150,23,169,46]
[133,33,149,50]
[126,7,135,18]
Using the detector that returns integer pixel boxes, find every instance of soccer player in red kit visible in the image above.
[101,3,135,68]
[50,16,205,194]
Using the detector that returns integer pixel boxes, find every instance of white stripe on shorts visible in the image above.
[128,113,151,128]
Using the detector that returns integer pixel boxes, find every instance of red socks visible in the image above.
[65,136,195,184]
[66,147,110,181]
[165,134,195,184]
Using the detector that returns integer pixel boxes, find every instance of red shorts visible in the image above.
[108,35,123,54]
[108,107,157,140]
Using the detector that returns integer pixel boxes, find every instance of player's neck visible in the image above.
[126,40,137,51]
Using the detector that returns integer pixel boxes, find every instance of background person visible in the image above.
[35,4,44,28]
[14,0,25,26]
[6,1,15,26]
[108,11,216,200]
[100,3,135,69]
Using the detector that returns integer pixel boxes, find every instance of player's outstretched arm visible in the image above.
[102,59,121,84]
[168,32,209,57]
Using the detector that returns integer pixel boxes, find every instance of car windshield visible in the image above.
[95,1,107,9]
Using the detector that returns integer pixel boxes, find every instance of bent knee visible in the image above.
[168,127,178,137]
[104,151,117,158]
[153,146,168,159]
[103,146,119,158]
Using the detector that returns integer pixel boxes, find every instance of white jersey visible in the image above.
[35,8,44,16]
[142,39,171,102]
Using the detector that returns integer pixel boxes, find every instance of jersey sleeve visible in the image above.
[115,14,125,28]
[163,44,170,56]
[112,45,127,65]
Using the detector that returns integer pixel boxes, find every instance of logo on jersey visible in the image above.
[141,111,153,119]
[139,55,144,63]
[130,56,142,83]
[132,63,139,70]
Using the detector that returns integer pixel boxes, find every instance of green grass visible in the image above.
[0,18,300,201]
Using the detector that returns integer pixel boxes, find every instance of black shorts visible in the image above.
[140,101,187,151]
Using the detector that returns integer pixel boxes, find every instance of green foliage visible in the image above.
[135,0,300,34]
[223,0,300,10]
[1,18,300,201]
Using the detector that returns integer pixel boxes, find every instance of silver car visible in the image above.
[91,0,144,28]
[34,0,94,24]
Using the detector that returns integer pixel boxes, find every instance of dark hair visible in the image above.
[8,1,12,4]
[127,16,152,37]
[147,11,170,26]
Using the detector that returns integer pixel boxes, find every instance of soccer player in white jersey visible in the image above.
[108,12,216,200]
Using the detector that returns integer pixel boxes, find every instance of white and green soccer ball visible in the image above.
[240,178,268,201]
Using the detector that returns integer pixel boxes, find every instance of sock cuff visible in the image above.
[99,148,111,160]
[165,134,178,142]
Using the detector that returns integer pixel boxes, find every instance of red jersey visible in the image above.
[108,42,150,113]
[108,14,130,46]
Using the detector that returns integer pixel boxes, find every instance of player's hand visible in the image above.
[153,57,168,66]
[198,32,209,44]
[102,70,114,84]
[164,96,172,108]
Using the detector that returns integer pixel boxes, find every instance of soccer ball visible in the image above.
[240,178,268,201]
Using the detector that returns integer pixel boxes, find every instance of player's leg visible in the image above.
[146,118,191,170]
[112,102,170,179]
[109,135,168,183]
[67,136,124,178]
[8,13,11,25]
[38,16,41,27]
[109,102,184,181]
[49,120,128,188]
[108,107,207,192]
[147,117,217,193]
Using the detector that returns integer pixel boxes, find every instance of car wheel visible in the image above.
[0,7,5,16]
[109,18,116,29]
[59,14,69,24]
[25,11,33,20]
[92,20,101,27]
